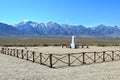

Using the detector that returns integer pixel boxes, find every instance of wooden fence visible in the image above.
[1,47,120,68]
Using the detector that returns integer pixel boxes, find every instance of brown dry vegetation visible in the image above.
[0,36,120,47]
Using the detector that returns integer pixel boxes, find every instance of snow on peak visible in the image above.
[21,20,29,24]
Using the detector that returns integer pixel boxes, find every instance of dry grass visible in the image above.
[0,36,120,47]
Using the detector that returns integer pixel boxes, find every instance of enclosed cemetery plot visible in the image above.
[1,47,120,68]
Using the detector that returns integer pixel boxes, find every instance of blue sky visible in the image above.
[0,0,120,27]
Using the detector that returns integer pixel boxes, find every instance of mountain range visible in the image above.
[0,21,120,38]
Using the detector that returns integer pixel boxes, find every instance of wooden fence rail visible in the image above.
[1,47,120,68]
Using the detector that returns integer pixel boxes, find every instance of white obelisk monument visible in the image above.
[70,35,76,49]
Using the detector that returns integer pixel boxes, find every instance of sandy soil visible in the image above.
[1,46,120,80]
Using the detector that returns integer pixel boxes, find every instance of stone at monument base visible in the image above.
[71,43,76,49]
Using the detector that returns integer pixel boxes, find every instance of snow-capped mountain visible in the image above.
[0,21,120,38]
[15,21,90,35]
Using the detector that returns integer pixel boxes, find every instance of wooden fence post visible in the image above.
[21,50,24,59]
[94,52,96,63]
[32,52,35,62]
[17,49,19,58]
[112,51,114,61]
[68,54,71,66]
[3,48,5,54]
[1,48,3,54]
[10,49,12,56]
[103,51,105,62]
[4,48,5,54]
[26,51,29,60]
[7,48,9,55]
[4,48,6,54]
[40,53,42,64]
[13,49,15,56]
[1,47,3,54]
[82,52,86,64]
[50,54,53,68]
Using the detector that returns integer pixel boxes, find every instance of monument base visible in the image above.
[70,44,78,49]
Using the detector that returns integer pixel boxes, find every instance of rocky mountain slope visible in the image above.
[0,21,120,38]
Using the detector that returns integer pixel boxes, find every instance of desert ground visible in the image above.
[1,46,120,80]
